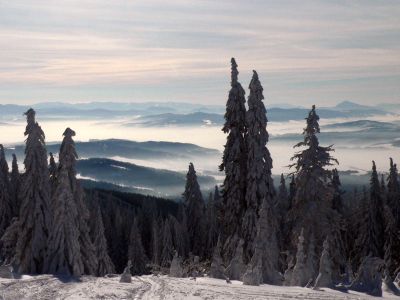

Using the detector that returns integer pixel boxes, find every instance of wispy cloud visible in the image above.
[0,0,399,105]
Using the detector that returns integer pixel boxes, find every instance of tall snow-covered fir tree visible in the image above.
[383,205,400,278]
[314,237,333,288]
[213,185,223,231]
[354,161,385,267]
[242,70,275,263]
[276,174,289,212]
[276,174,290,271]
[287,105,339,253]
[175,204,190,258]
[288,175,296,206]
[0,145,9,181]
[128,218,147,275]
[380,174,386,195]
[58,127,98,275]
[328,168,346,281]
[160,218,174,268]
[220,58,247,262]
[248,196,281,284]
[10,154,21,217]
[183,162,205,257]
[151,219,161,266]
[387,158,400,227]
[205,192,219,258]
[91,196,115,276]
[48,152,58,197]
[305,233,318,284]
[44,165,83,276]
[290,229,308,286]
[0,145,11,238]
[331,169,344,213]
[13,108,51,274]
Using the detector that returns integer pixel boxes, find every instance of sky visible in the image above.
[0,0,399,106]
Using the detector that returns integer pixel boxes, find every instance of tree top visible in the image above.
[24,108,35,119]
[63,127,76,137]
[231,57,238,85]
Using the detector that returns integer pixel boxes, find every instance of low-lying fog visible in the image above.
[1,115,399,176]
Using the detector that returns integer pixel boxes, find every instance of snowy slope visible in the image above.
[1,275,399,300]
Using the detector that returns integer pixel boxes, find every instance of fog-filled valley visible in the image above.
[1,100,399,198]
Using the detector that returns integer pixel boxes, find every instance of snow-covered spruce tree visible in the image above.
[183,163,206,257]
[242,247,263,286]
[283,254,295,285]
[0,217,18,263]
[276,174,290,270]
[350,256,384,297]
[176,204,190,258]
[290,229,308,286]
[387,158,400,227]
[349,187,368,262]
[169,250,184,278]
[288,175,296,206]
[10,154,21,217]
[242,70,275,263]
[109,206,130,272]
[247,196,281,284]
[160,218,174,268]
[331,169,344,213]
[0,145,12,238]
[383,205,400,279]
[58,127,98,274]
[0,145,9,181]
[209,236,226,279]
[151,219,161,267]
[128,218,147,275]
[381,174,386,195]
[354,161,385,266]
[314,237,333,289]
[329,212,346,283]
[13,108,51,274]
[213,185,223,231]
[220,58,247,262]
[170,216,186,260]
[91,201,115,276]
[276,174,289,212]
[287,105,340,255]
[48,152,58,197]
[328,168,346,281]
[205,192,219,258]
[214,185,221,204]
[305,233,318,285]
[226,237,246,280]
[44,166,83,276]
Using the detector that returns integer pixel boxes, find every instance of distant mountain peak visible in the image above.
[334,100,368,110]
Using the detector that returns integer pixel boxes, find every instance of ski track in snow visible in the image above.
[1,275,399,300]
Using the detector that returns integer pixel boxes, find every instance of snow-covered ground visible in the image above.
[1,275,399,300]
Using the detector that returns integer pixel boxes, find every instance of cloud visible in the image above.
[0,0,399,105]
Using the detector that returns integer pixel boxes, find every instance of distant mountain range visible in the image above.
[0,100,396,123]
[76,157,216,198]
[273,119,400,148]
[126,103,393,126]
[5,139,220,162]
[124,112,223,127]
[323,120,399,131]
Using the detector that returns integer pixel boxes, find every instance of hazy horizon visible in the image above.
[0,99,398,108]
